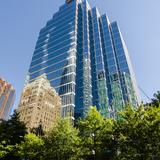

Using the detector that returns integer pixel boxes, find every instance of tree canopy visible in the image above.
[0,100,160,160]
[43,118,81,160]
[112,106,160,160]
[0,111,27,160]
[17,133,44,160]
[77,106,114,160]
[151,91,160,107]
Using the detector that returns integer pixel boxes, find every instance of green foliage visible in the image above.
[43,118,81,160]
[0,102,160,160]
[0,141,14,158]
[77,106,111,159]
[17,133,44,160]
[0,110,27,160]
[0,110,27,145]
[113,105,160,160]
[151,91,160,107]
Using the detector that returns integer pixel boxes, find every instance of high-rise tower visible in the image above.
[0,78,15,120]
[27,0,140,119]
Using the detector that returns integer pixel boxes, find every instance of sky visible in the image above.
[0,0,160,110]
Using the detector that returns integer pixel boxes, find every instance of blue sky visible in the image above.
[0,0,160,110]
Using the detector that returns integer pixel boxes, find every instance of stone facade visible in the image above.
[18,75,61,132]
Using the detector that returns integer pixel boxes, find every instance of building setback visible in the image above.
[18,75,61,132]
[26,0,140,119]
[0,78,15,120]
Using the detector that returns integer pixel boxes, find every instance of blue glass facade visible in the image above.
[27,0,140,118]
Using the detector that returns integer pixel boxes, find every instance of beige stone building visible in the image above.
[18,75,61,132]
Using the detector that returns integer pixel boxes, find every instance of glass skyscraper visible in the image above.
[0,78,15,120]
[27,0,140,119]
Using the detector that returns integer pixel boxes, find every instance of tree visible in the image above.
[44,118,81,160]
[0,110,27,160]
[77,107,114,160]
[112,105,160,160]
[151,91,160,107]
[0,110,27,145]
[0,104,159,160]
[17,133,44,160]
[31,123,44,137]
[99,118,116,160]
[0,141,14,159]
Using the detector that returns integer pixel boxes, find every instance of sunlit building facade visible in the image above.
[18,75,61,132]
[0,78,15,120]
[27,0,140,119]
